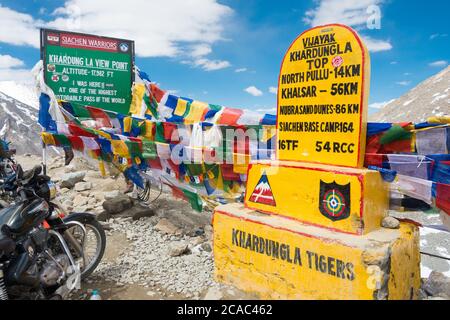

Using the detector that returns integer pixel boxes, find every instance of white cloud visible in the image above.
[304,0,382,28]
[254,107,276,113]
[190,44,213,58]
[0,1,233,65]
[269,86,277,94]
[390,61,398,65]
[194,58,231,71]
[396,81,411,86]
[0,68,33,83]
[369,99,395,109]
[0,55,25,69]
[430,33,448,40]
[0,54,31,83]
[360,36,392,52]
[244,86,263,97]
[235,68,247,73]
[429,60,448,68]
[0,5,42,47]
[303,0,392,52]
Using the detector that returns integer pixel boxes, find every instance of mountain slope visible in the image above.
[0,81,39,110]
[0,89,43,155]
[370,66,450,123]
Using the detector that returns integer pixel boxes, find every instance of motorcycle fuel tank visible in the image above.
[0,199,49,236]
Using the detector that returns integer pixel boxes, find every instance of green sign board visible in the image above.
[40,29,135,115]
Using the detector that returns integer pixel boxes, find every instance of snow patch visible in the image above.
[403,98,416,106]
[0,81,39,110]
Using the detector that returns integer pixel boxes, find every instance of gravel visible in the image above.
[89,217,217,297]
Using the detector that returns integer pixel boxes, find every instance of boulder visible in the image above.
[96,211,110,222]
[60,171,86,189]
[64,165,76,173]
[381,216,400,229]
[104,190,121,200]
[73,194,88,207]
[200,242,212,252]
[203,287,223,300]
[74,181,93,192]
[107,204,155,220]
[87,197,98,206]
[129,204,155,220]
[169,241,189,257]
[62,200,74,211]
[85,170,103,179]
[73,205,88,213]
[59,187,70,194]
[423,271,450,298]
[102,195,133,215]
[154,218,181,235]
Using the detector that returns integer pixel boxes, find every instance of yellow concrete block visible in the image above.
[213,204,420,300]
[244,160,388,235]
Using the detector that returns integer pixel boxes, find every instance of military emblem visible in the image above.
[119,42,129,52]
[319,180,350,221]
[249,172,276,206]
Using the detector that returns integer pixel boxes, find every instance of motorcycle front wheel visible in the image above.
[64,217,106,279]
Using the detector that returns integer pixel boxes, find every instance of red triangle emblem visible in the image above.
[249,173,276,206]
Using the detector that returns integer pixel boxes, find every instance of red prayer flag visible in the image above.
[147,158,163,170]
[86,106,112,128]
[380,139,412,153]
[366,135,382,154]
[221,164,241,181]
[67,135,84,151]
[150,84,166,103]
[364,153,384,167]
[436,183,450,215]
[217,107,244,126]
[68,123,97,138]
[162,122,179,142]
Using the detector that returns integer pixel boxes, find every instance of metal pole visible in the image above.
[42,140,47,175]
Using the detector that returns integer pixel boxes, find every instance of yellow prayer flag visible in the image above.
[111,140,130,158]
[97,130,112,140]
[130,83,146,115]
[41,132,56,146]
[99,161,106,177]
[184,100,208,124]
[427,116,450,124]
[143,120,154,139]
[233,164,249,175]
[261,126,277,142]
[123,117,132,133]
[174,99,188,116]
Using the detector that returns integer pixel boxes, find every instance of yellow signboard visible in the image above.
[277,24,370,168]
[213,204,420,300]
[244,161,387,235]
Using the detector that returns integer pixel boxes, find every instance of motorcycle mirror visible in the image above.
[33,165,42,176]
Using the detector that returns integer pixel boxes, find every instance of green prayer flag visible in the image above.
[182,189,203,212]
[380,125,412,145]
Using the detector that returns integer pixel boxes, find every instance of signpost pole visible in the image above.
[42,140,47,175]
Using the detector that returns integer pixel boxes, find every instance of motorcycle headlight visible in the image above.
[36,181,57,201]
[47,181,57,200]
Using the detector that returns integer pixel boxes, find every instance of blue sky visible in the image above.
[0,0,448,114]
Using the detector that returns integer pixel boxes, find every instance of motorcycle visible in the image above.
[0,164,105,300]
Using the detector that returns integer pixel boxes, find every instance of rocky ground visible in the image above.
[16,154,254,300]
[13,154,450,300]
